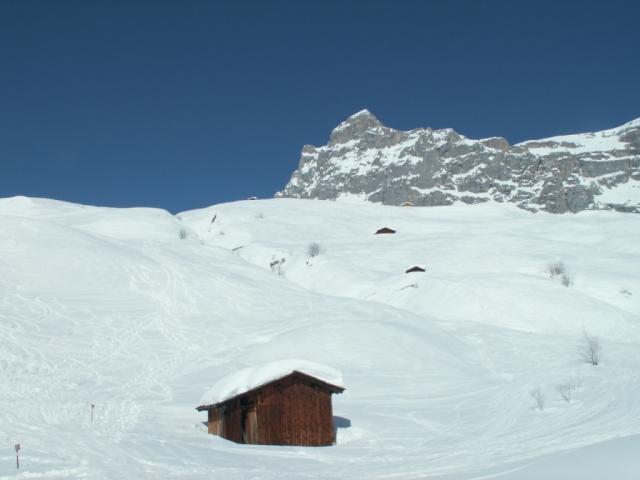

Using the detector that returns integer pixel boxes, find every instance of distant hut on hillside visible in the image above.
[405,265,426,273]
[401,201,414,207]
[247,196,258,200]
[375,227,396,235]
[196,360,345,447]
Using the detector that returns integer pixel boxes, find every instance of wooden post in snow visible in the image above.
[15,443,20,469]
[91,404,95,423]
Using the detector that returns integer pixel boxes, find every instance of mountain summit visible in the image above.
[328,109,386,146]
[277,112,640,213]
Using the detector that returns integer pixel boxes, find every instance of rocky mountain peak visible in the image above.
[278,112,640,214]
[328,109,387,146]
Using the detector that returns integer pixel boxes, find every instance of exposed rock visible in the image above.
[277,111,640,213]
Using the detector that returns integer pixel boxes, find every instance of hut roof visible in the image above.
[375,227,396,234]
[405,265,426,273]
[197,359,344,409]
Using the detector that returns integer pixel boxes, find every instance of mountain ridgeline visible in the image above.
[277,110,640,213]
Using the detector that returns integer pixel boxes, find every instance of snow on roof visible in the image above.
[198,359,344,407]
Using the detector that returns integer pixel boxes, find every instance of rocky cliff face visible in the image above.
[277,110,640,213]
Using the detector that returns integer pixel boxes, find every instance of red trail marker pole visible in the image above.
[15,443,20,469]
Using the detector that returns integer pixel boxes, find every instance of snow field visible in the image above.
[0,196,639,478]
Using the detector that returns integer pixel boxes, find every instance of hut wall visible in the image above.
[256,376,334,446]
[244,405,258,444]
[207,408,222,435]
[221,401,244,443]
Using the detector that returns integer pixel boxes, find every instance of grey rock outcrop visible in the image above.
[277,110,640,213]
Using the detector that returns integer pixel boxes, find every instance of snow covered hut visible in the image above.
[405,265,426,273]
[401,201,414,207]
[196,359,345,446]
[375,227,396,234]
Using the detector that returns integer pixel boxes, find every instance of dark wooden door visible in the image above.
[258,404,284,445]
[242,405,258,443]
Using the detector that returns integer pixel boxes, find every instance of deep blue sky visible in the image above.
[1,0,639,213]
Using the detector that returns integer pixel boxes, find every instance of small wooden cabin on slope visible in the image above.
[375,227,396,234]
[196,360,345,446]
[405,265,426,273]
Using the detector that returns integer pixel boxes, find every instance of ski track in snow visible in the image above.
[0,196,639,479]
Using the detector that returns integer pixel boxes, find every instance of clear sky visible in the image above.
[1,0,639,213]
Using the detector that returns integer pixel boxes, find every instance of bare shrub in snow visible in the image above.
[546,261,573,287]
[547,261,566,278]
[307,242,321,257]
[580,331,601,366]
[270,258,286,276]
[530,386,545,411]
[573,374,583,390]
[556,375,583,403]
[255,212,265,219]
[561,272,573,287]
[556,382,574,403]
[620,288,632,296]
[178,228,189,240]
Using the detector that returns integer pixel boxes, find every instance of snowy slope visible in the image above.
[518,117,640,156]
[1,196,640,479]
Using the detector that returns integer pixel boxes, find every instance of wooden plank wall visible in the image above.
[222,401,244,443]
[245,405,258,444]
[256,377,334,446]
[207,408,222,435]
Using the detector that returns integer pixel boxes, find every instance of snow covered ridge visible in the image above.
[277,110,640,213]
[198,359,344,407]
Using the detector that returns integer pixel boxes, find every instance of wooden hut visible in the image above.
[405,265,426,273]
[375,227,396,234]
[401,201,414,207]
[196,360,345,447]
